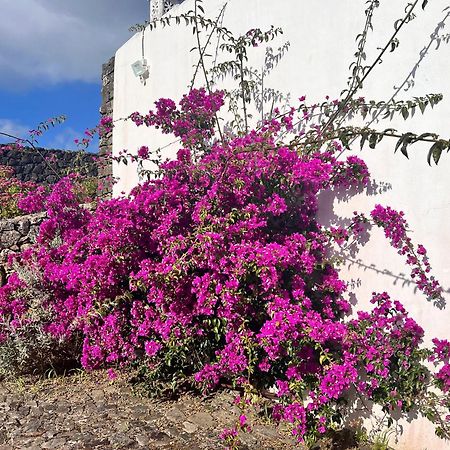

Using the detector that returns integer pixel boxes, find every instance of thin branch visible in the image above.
[321,0,420,134]
[348,0,379,95]
[239,56,249,133]
[193,0,225,143]
[295,128,447,149]
[190,3,227,91]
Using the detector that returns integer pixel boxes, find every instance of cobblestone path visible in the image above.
[0,372,300,450]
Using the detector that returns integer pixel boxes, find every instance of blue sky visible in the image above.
[0,0,148,152]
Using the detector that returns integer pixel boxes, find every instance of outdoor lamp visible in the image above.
[131,59,149,78]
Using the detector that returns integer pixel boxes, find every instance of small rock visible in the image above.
[41,437,68,449]
[41,402,56,413]
[136,434,150,447]
[56,404,71,414]
[165,426,190,441]
[240,432,259,446]
[129,405,151,420]
[212,408,235,425]
[16,219,30,235]
[164,406,186,422]
[109,432,135,448]
[22,419,42,434]
[182,421,198,434]
[84,438,110,447]
[44,429,58,439]
[146,429,169,441]
[29,406,44,417]
[66,432,87,444]
[253,424,280,439]
[0,404,10,413]
[24,400,38,409]
[90,389,105,402]
[0,230,21,248]
[115,420,129,432]
[190,411,215,429]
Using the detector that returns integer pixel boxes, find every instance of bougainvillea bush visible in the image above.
[0,87,448,446]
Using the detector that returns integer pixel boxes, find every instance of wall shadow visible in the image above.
[318,181,448,310]
[369,9,450,125]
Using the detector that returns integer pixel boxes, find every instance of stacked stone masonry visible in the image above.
[99,56,115,196]
[0,212,46,286]
[0,147,97,185]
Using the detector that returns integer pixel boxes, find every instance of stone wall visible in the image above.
[99,56,115,197]
[0,212,46,286]
[0,146,97,185]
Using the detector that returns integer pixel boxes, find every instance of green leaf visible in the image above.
[417,132,438,140]
[394,136,404,154]
[369,133,378,149]
[418,101,427,114]
[390,38,399,52]
[395,133,414,159]
[360,133,368,150]
[400,142,409,159]
[427,142,444,166]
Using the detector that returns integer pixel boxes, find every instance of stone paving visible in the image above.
[0,371,302,450]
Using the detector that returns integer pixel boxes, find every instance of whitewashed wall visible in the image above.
[113,1,450,448]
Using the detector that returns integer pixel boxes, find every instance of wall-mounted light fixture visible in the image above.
[131,23,150,84]
[131,59,149,79]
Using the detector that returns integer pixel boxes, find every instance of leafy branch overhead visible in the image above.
[129,0,449,165]
[328,127,449,165]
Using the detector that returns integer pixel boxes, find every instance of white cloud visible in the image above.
[0,119,30,142]
[0,119,87,151]
[0,0,148,89]
[46,127,88,151]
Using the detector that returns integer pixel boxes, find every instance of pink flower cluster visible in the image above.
[371,205,443,300]
[430,338,450,393]
[130,88,224,150]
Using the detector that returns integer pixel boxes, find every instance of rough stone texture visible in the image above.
[98,56,115,198]
[0,212,46,285]
[0,146,97,185]
[0,205,97,286]
[0,371,301,450]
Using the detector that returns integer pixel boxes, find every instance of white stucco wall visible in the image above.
[112,1,450,448]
